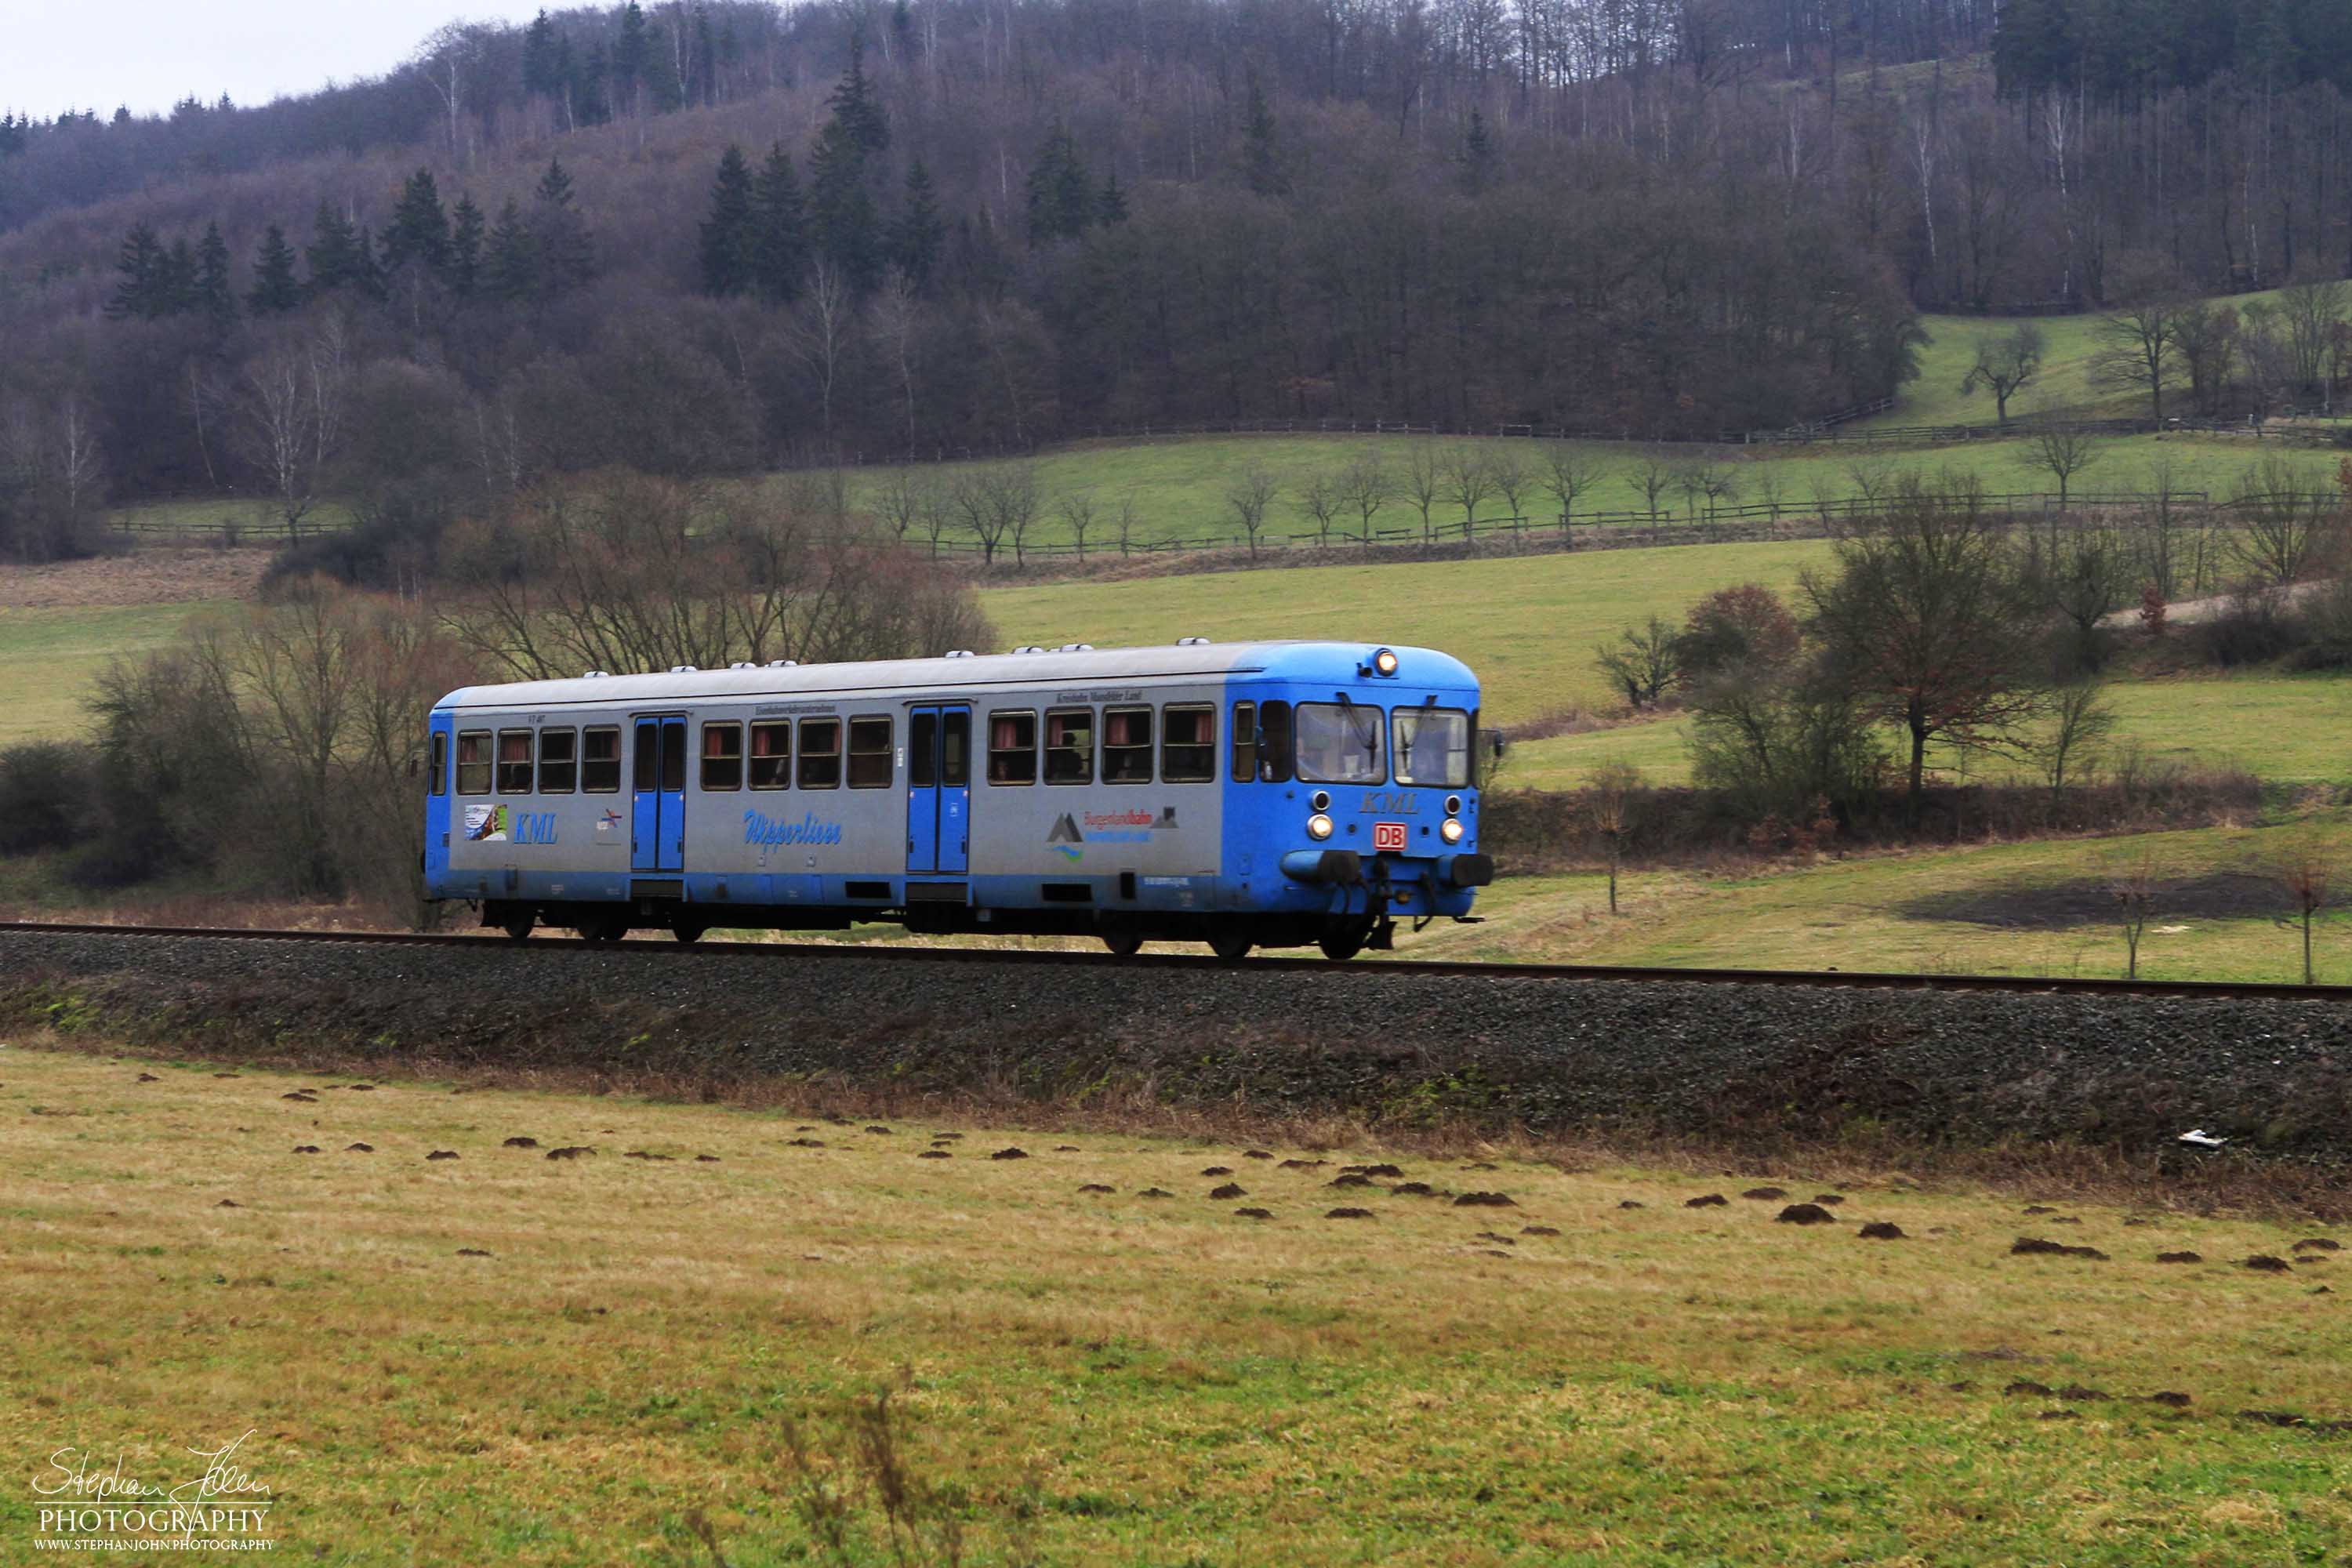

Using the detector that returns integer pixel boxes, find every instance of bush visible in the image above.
[0,740,100,855]
[2193,586,2301,666]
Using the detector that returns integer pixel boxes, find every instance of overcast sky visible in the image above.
[7,1,558,119]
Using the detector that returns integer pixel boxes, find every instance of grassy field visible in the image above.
[7,1042,2349,1565]
[0,603,209,745]
[1512,671,2352,789]
[1397,807,2352,984]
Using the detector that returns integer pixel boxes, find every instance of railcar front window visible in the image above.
[539,728,578,793]
[749,721,790,789]
[989,711,1036,784]
[1163,704,1214,782]
[701,722,743,791]
[1103,706,1153,783]
[456,732,491,794]
[848,717,893,787]
[582,727,622,792]
[799,718,841,789]
[496,730,535,793]
[1045,709,1093,785]
[1294,702,1385,784]
[1392,707,1472,787]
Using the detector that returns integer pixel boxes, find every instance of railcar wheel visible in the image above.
[575,916,630,944]
[672,918,709,945]
[1318,920,1374,962]
[502,913,535,942]
[1207,931,1253,962]
[1102,931,1145,956]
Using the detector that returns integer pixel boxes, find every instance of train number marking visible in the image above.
[1373,822,1409,852]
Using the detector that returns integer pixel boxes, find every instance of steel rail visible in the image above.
[4,920,2347,1003]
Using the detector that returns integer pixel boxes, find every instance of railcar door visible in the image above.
[906,706,939,873]
[905,705,971,877]
[631,716,687,874]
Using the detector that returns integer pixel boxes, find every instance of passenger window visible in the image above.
[633,726,658,793]
[496,729,535,793]
[583,727,621,793]
[660,720,687,792]
[909,711,937,788]
[799,717,841,788]
[1230,702,1256,782]
[539,728,578,793]
[1045,708,1093,785]
[456,732,492,794]
[1103,706,1153,783]
[848,717,893,787]
[428,731,447,797]
[750,721,791,789]
[989,711,1036,784]
[1258,700,1294,783]
[942,710,970,787]
[1163,704,1214,782]
[701,722,743,791]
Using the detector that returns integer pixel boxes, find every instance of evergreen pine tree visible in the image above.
[1025,121,1093,243]
[381,168,452,277]
[304,201,364,295]
[808,117,881,292]
[446,194,485,296]
[573,39,608,125]
[162,237,199,315]
[522,10,563,102]
[827,33,891,154]
[531,158,596,295]
[692,4,717,106]
[194,221,235,336]
[752,142,808,303]
[1096,170,1130,227]
[103,222,165,320]
[699,144,759,296]
[888,158,945,288]
[350,226,386,300]
[247,223,302,313]
[613,2,652,118]
[484,198,538,303]
[1242,72,1283,196]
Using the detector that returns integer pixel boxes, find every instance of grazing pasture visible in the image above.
[3,1044,2347,1565]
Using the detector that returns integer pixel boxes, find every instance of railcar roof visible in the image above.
[434,640,1477,712]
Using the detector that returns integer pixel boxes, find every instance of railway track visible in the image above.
[5,920,2347,1004]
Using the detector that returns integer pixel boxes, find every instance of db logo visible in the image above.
[1373,821,1409,852]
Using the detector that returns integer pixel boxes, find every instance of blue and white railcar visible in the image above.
[422,640,1493,959]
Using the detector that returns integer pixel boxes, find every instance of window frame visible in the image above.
[1230,701,1256,782]
[428,731,447,797]
[1292,700,1385,786]
[1163,703,1215,783]
[749,720,791,791]
[797,717,842,789]
[537,727,578,794]
[456,731,492,796]
[1102,705,1155,785]
[1258,699,1296,783]
[1044,706,1094,786]
[701,720,744,792]
[495,728,535,795]
[582,726,622,793]
[847,715,894,789]
[1390,705,1474,789]
[988,710,1036,786]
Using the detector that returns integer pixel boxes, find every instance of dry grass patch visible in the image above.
[2,1041,2349,1564]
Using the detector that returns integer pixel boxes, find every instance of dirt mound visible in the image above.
[1209,1182,1247,1200]
[1775,1203,1837,1225]
[1235,1207,1272,1219]
[1324,1207,1374,1219]
[1454,1191,1516,1207]
[989,1147,1030,1160]
[2012,1236,2108,1260]
[1683,1193,1728,1209]
[503,1136,539,1149]
[426,1150,459,1161]
[2155,1250,2202,1263]
[1740,1186,1788,1200]
[2241,1254,2294,1272]
[1859,1221,1906,1240]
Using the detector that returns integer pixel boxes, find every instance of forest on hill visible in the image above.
[4,0,2352,557]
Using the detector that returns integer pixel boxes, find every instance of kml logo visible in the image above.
[1359,790,1421,815]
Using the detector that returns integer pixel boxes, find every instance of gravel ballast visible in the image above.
[6,930,2352,1156]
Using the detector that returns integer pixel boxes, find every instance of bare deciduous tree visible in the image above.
[1402,443,1443,542]
[1593,616,1680,710]
[1958,323,2046,426]
[869,270,923,448]
[2039,678,2117,797]
[1442,443,1493,537]
[2231,454,2345,586]
[1632,451,1674,521]
[1538,445,1606,540]
[871,467,929,545]
[2029,426,2102,509]
[1486,447,1531,526]
[788,260,854,437]
[1338,449,1391,546]
[1057,489,1098,560]
[949,463,1040,567]
[2111,848,2159,979]
[2275,846,2333,986]
[1296,471,1344,546]
[1586,759,1642,915]
[238,328,350,543]
[1224,466,1278,559]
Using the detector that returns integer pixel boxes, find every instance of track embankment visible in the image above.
[5,927,2350,1159]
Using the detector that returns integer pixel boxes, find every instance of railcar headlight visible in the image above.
[1373,648,1399,677]
[1440,817,1466,844]
[1306,813,1334,841]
